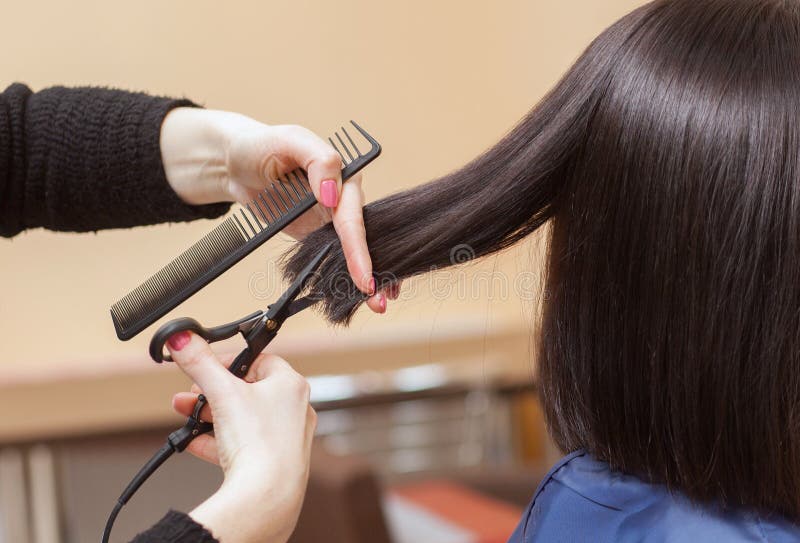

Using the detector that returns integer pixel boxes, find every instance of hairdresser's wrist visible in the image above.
[190,483,286,543]
[190,489,259,543]
[160,107,252,206]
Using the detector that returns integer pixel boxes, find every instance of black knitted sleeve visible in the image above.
[0,83,230,237]
[130,510,219,543]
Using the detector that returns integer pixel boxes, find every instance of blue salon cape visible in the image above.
[508,450,800,542]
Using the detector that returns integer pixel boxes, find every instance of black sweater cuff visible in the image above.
[130,510,219,543]
[0,83,230,237]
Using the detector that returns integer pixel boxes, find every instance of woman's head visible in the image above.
[284,0,800,519]
[541,0,800,517]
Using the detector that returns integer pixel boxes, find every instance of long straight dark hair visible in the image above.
[284,0,800,520]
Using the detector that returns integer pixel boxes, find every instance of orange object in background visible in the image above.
[390,480,523,543]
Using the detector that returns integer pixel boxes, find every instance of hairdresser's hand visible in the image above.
[160,107,389,313]
[165,331,315,543]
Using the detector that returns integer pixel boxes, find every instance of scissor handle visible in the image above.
[149,312,262,363]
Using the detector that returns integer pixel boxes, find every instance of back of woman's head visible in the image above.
[284,0,800,519]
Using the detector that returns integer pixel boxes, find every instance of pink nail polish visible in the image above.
[369,277,376,295]
[320,179,338,208]
[167,331,191,351]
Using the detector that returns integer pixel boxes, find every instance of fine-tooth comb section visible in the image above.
[111,121,381,340]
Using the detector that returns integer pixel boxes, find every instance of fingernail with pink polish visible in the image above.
[369,277,376,296]
[320,179,338,208]
[167,331,191,351]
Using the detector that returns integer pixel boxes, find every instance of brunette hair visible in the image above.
[283,0,800,519]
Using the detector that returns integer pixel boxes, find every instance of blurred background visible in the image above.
[0,1,644,541]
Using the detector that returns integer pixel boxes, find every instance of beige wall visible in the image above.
[0,0,646,374]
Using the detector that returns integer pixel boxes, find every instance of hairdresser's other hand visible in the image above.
[160,107,388,313]
[165,331,315,543]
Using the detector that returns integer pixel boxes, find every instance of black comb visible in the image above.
[110,121,381,340]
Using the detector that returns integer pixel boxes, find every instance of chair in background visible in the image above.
[290,447,392,543]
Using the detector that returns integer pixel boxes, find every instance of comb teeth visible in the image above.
[111,217,247,331]
[110,121,381,340]
[328,124,365,166]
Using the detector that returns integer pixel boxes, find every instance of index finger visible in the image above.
[331,173,374,295]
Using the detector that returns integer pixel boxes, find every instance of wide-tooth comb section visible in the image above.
[111,121,381,340]
[329,125,365,167]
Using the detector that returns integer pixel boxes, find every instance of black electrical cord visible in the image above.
[102,500,124,543]
[101,442,173,543]
[101,396,210,543]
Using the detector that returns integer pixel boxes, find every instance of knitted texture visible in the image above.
[130,510,219,543]
[0,83,230,236]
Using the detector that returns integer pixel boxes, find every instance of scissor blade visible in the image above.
[285,296,321,318]
[268,242,334,317]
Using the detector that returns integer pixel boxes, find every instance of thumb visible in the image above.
[166,331,233,400]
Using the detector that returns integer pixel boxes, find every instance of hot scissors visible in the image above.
[148,241,332,450]
[102,242,332,543]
